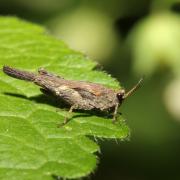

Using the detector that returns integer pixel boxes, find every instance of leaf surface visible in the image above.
[0,17,129,179]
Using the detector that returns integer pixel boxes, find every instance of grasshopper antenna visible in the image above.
[123,77,144,99]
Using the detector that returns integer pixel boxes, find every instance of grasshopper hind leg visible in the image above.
[40,88,76,126]
[58,104,78,127]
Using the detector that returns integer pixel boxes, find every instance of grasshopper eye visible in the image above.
[117,89,125,102]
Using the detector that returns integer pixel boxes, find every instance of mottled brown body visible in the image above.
[3,66,142,124]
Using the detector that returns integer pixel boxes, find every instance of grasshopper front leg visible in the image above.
[112,103,119,123]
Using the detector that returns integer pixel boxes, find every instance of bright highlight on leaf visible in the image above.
[0,17,129,179]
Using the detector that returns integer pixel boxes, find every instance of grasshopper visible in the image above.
[3,66,142,124]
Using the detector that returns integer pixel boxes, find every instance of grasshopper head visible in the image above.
[117,77,143,102]
[117,89,126,102]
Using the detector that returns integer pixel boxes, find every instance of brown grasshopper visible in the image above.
[3,66,143,124]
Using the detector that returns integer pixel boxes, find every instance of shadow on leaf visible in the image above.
[4,92,122,121]
[4,92,68,109]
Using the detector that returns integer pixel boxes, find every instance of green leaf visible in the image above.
[0,17,129,179]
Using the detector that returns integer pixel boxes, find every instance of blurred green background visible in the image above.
[1,0,180,179]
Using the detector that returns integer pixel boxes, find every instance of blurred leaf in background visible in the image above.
[47,6,119,62]
[129,12,180,76]
[164,77,180,120]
